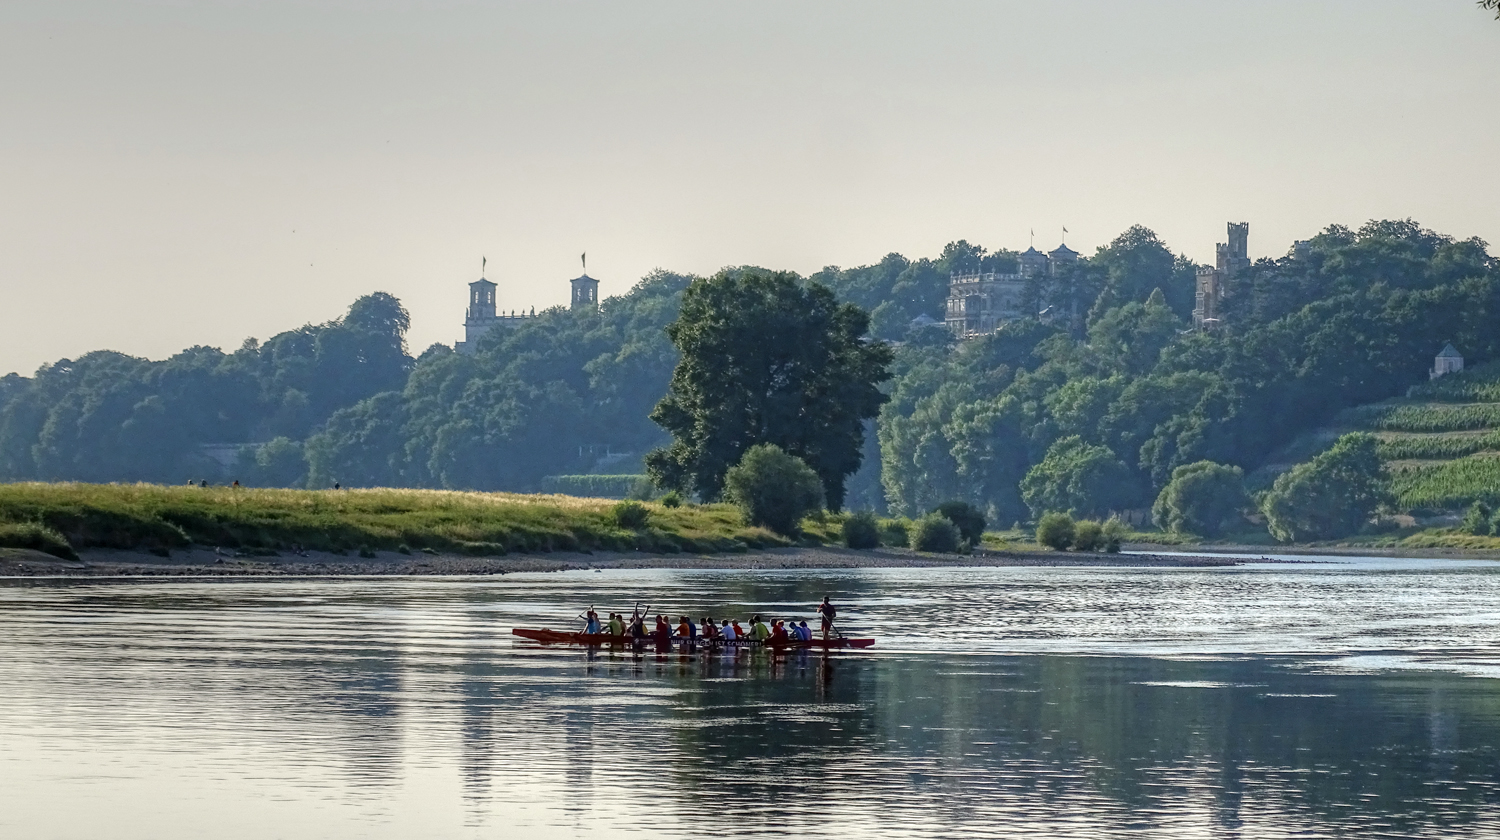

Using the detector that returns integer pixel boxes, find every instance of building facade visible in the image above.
[945,243,1078,339]
[1193,222,1251,329]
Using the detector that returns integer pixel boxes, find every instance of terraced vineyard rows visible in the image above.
[1322,363,1500,512]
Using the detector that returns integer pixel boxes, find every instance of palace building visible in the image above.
[944,243,1078,339]
[455,267,601,354]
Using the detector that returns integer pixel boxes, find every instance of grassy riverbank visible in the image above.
[0,482,834,557]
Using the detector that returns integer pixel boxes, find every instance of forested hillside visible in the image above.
[1,220,1495,538]
[876,221,1498,526]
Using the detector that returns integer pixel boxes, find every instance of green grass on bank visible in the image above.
[0,482,814,557]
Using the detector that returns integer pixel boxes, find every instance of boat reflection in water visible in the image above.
[2,561,1499,838]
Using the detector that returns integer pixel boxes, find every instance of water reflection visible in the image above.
[1,563,1499,838]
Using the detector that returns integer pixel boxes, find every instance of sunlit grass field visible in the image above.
[0,482,823,555]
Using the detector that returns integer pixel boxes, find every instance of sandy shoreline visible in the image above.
[0,545,1253,578]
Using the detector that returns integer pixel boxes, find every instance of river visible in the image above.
[3,554,1500,838]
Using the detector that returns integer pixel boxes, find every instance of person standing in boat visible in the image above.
[818,597,838,639]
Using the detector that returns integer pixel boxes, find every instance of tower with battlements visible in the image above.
[1193,222,1250,329]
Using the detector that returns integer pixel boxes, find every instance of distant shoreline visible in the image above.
[0,545,1248,578]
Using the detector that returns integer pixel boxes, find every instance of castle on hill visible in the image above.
[944,242,1079,338]
[455,266,600,354]
[1192,222,1251,329]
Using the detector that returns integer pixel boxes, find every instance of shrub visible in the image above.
[0,522,79,561]
[879,518,910,548]
[1263,433,1388,542]
[1072,519,1103,552]
[1101,516,1127,553]
[1036,512,1075,550]
[910,513,960,553]
[1463,501,1493,536]
[1152,461,1248,537]
[625,477,657,501]
[722,444,824,536]
[612,500,651,530]
[934,501,986,546]
[841,511,881,549]
[660,490,683,508]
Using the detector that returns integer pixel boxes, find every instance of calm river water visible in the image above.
[4,555,1500,839]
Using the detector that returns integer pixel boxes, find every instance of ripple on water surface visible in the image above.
[1,560,1499,838]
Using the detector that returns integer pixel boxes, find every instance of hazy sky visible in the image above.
[2,1,1497,376]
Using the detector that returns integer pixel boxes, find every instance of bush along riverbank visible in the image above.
[0,482,845,558]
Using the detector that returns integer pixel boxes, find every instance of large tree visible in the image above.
[646,269,892,509]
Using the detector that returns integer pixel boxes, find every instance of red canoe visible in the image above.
[511,627,874,649]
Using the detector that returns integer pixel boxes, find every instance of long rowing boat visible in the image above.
[511,627,874,649]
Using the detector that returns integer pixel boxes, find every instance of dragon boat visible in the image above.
[511,627,874,649]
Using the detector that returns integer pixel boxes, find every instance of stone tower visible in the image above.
[455,271,531,354]
[570,273,600,312]
[1194,222,1250,329]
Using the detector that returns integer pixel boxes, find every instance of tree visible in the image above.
[723,444,825,536]
[1262,433,1388,542]
[1020,436,1137,519]
[1152,460,1247,537]
[934,500,986,546]
[647,270,892,509]
[1484,1,1499,20]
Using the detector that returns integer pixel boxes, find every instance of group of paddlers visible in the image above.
[581,597,840,645]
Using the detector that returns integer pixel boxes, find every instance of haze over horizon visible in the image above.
[2,0,1497,376]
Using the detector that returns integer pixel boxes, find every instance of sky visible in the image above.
[1,1,1497,376]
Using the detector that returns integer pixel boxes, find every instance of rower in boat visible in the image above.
[583,608,601,634]
[731,619,746,639]
[676,615,698,641]
[608,613,625,637]
[750,615,771,643]
[797,620,811,641]
[771,620,788,643]
[702,617,718,640]
[653,615,671,645]
[720,619,737,642]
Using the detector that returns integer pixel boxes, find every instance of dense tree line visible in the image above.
[1,220,1494,542]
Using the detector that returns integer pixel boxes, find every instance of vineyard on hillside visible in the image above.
[1322,361,1500,512]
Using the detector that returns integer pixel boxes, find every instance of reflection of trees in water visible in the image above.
[856,656,1500,834]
